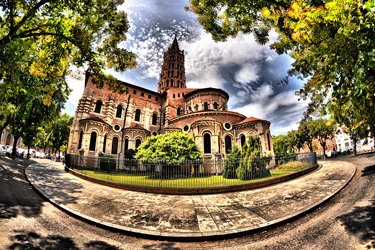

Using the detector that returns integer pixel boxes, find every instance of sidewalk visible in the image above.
[25,160,356,240]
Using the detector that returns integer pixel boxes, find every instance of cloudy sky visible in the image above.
[64,0,309,135]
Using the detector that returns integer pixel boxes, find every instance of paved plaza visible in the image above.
[25,160,355,240]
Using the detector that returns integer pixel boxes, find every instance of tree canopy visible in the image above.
[189,0,375,137]
[0,0,136,92]
[135,132,202,162]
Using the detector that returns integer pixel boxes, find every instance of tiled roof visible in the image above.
[238,117,261,124]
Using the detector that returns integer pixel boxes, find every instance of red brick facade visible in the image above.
[68,38,273,159]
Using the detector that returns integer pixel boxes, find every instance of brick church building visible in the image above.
[67,37,273,160]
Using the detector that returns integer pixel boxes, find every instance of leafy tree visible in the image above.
[223,145,241,179]
[272,134,290,155]
[236,136,270,180]
[189,0,375,138]
[49,113,73,155]
[298,120,314,152]
[309,118,335,159]
[135,132,202,163]
[0,0,136,92]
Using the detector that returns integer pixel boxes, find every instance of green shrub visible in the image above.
[125,149,136,159]
[236,136,270,180]
[100,154,117,172]
[223,146,240,179]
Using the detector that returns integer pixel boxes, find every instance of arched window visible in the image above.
[134,109,141,122]
[225,135,232,153]
[195,104,199,111]
[111,137,118,154]
[78,131,83,149]
[6,134,11,145]
[213,102,219,110]
[204,133,211,154]
[94,100,102,113]
[135,139,142,149]
[116,105,123,118]
[177,107,181,116]
[167,79,169,87]
[152,113,157,125]
[204,102,209,111]
[89,132,97,151]
[125,138,129,151]
[171,79,174,86]
[267,133,271,151]
[102,134,107,153]
[240,134,246,148]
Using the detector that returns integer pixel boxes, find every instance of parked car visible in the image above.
[45,152,51,159]
[6,146,20,157]
[0,145,6,157]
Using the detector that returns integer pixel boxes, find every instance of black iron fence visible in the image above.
[64,152,317,188]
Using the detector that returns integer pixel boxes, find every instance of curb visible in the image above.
[25,162,357,241]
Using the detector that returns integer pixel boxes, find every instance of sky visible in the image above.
[63,0,309,135]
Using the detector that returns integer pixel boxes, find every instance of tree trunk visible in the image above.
[27,145,30,159]
[353,137,358,156]
[11,135,20,159]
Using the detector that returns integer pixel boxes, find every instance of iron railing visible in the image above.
[64,152,317,188]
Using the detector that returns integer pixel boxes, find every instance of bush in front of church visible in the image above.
[135,132,202,163]
[223,146,241,179]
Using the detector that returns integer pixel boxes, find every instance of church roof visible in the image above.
[170,35,179,50]
[184,87,229,100]
[239,117,269,124]
[79,116,111,126]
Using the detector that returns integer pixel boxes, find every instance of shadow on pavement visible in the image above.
[0,158,42,219]
[338,199,375,249]
[7,230,120,250]
[142,242,181,250]
[362,164,375,177]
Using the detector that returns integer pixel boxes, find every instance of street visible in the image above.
[0,154,374,249]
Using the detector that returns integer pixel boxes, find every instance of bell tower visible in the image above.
[158,36,186,93]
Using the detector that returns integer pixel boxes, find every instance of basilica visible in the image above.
[67,38,273,160]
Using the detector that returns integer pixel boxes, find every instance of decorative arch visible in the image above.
[94,100,102,113]
[6,134,11,145]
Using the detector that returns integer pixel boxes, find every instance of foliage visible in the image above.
[308,118,335,158]
[125,149,136,159]
[223,145,241,179]
[277,161,309,170]
[236,136,270,180]
[189,0,375,139]
[49,113,73,154]
[0,0,136,93]
[100,154,117,172]
[135,132,202,163]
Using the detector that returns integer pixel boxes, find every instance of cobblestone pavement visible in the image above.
[25,160,355,239]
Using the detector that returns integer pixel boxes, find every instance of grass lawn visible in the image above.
[79,163,309,188]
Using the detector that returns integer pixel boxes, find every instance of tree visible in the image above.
[309,118,335,159]
[49,113,73,156]
[272,134,292,155]
[135,132,202,163]
[236,136,270,180]
[0,0,136,92]
[189,0,375,138]
[223,145,241,179]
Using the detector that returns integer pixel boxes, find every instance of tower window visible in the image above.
[133,90,137,95]
[177,107,181,116]
[213,102,218,110]
[195,104,199,111]
[116,105,123,118]
[141,92,144,97]
[204,102,209,111]
[152,113,157,125]
[134,109,141,122]
[94,100,102,113]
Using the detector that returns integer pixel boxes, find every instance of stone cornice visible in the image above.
[168,111,246,124]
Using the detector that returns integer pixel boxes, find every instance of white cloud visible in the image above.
[234,64,259,84]
[62,74,85,116]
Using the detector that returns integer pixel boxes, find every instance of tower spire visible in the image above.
[158,36,186,93]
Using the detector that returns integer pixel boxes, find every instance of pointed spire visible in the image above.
[171,34,179,50]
